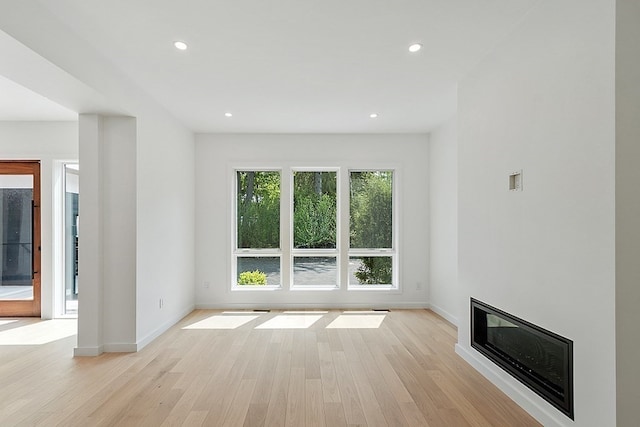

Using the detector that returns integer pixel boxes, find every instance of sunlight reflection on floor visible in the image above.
[183,314,260,330]
[183,311,388,330]
[0,319,76,346]
[255,314,323,329]
[326,314,386,329]
[0,319,18,327]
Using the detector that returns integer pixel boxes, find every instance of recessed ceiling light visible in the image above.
[369,113,378,118]
[174,41,188,50]
[408,43,422,53]
[225,112,233,118]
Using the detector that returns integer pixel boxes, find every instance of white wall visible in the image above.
[77,113,196,352]
[0,4,197,352]
[428,115,458,325]
[77,115,141,353]
[615,0,640,424]
[136,115,195,348]
[102,116,137,348]
[0,121,78,319]
[76,115,103,354]
[195,134,429,309]
[76,111,195,355]
[456,0,616,426]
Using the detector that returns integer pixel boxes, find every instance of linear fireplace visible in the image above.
[471,298,574,420]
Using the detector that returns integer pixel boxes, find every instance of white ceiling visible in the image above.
[1,0,538,133]
[0,74,77,121]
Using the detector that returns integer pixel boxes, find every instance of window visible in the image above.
[292,170,338,287]
[232,168,396,290]
[234,171,281,287]
[349,171,395,287]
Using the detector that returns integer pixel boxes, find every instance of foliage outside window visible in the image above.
[233,168,395,289]
[350,171,393,248]
[293,171,337,249]
[235,171,281,286]
[237,171,280,249]
[236,257,280,286]
[349,171,394,286]
[292,171,338,287]
[350,256,393,285]
[238,270,267,285]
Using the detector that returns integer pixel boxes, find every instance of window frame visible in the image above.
[229,165,399,292]
[347,169,398,290]
[232,168,283,290]
[290,167,340,290]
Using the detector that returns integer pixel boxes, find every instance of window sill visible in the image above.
[231,285,282,291]
[290,285,340,291]
[347,285,398,291]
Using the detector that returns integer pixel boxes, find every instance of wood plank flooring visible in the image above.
[0,310,541,426]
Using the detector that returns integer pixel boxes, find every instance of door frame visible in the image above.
[0,161,41,317]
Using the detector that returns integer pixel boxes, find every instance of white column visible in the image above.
[101,116,137,351]
[616,0,640,424]
[75,114,104,356]
[74,114,138,356]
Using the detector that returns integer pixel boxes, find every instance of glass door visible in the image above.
[0,161,40,317]
[64,164,78,315]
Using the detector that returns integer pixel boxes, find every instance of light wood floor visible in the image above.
[0,310,541,426]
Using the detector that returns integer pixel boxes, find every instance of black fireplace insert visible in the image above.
[471,298,574,419]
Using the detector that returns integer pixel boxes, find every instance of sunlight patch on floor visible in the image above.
[326,314,386,329]
[0,319,76,345]
[282,311,328,314]
[221,311,264,315]
[0,320,18,327]
[183,314,260,330]
[342,310,388,314]
[255,314,323,329]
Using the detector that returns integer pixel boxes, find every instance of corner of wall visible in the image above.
[136,303,194,351]
[427,116,459,325]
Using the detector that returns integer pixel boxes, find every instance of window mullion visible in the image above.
[339,167,350,288]
[281,167,292,290]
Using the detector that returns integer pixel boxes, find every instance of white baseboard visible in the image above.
[427,303,458,326]
[135,304,195,351]
[73,345,103,357]
[103,343,138,353]
[455,344,569,427]
[74,342,140,355]
[74,305,195,355]
[194,302,428,310]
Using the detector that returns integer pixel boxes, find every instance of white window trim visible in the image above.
[290,167,340,290]
[230,165,399,292]
[347,169,398,290]
[231,168,283,290]
[54,160,81,318]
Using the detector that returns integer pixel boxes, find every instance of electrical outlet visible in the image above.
[416,282,422,290]
[509,170,523,191]
[203,281,210,288]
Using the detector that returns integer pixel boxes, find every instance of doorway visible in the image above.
[0,161,41,317]
[63,164,78,315]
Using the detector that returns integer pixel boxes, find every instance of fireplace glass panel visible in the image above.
[471,298,573,420]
